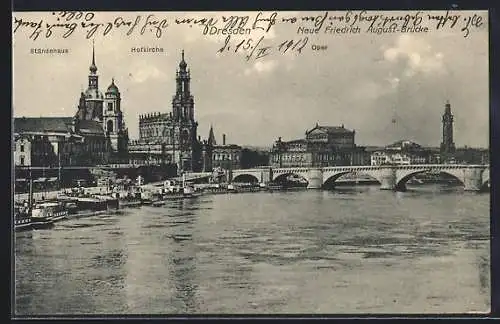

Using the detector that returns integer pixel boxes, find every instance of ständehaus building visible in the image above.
[128,51,209,173]
[13,43,129,168]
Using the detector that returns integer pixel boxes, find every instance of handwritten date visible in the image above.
[217,35,308,61]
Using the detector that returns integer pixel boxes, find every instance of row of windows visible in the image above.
[141,127,171,138]
[140,127,192,141]
[275,153,354,162]
[274,154,309,162]
[280,143,355,150]
[307,134,328,139]
[16,140,87,156]
[213,154,240,161]
[87,141,106,151]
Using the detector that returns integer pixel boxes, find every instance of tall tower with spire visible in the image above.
[440,100,456,159]
[77,40,104,121]
[208,124,216,146]
[172,50,195,121]
[130,49,207,172]
[171,50,199,172]
[73,41,129,163]
[89,40,98,89]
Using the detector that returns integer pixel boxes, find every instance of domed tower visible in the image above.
[104,78,128,158]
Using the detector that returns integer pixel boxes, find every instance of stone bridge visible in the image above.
[228,164,490,192]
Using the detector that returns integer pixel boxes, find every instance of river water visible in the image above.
[14,184,490,315]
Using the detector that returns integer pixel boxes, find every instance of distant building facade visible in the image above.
[370,140,431,165]
[270,124,370,168]
[454,147,489,165]
[211,133,243,170]
[13,43,129,167]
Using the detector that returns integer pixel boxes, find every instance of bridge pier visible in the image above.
[463,168,484,191]
[260,168,272,184]
[378,167,397,191]
[307,168,323,189]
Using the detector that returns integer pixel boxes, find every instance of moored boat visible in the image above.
[162,177,203,200]
[120,199,143,208]
[75,197,109,212]
[31,201,68,228]
[14,206,32,232]
[65,201,79,214]
[15,217,32,231]
[31,217,54,229]
[94,195,119,210]
[152,200,165,207]
[15,177,35,231]
[182,185,203,198]
[31,209,55,230]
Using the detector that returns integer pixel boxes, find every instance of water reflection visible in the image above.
[15,185,490,314]
[168,200,200,313]
[15,231,35,312]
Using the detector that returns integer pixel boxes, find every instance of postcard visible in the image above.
[12,10,490,316]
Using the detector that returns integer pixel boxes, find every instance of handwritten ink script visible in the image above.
[13,10,486,61]
[217,35,309,61]
[13,12,169,40]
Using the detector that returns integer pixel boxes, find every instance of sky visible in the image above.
[12,11,489,148]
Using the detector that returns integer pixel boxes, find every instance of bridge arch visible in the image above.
[395,169,432,190]
[323,171,351,188]
[271,169,309,182]
[273,172,309,185]
[323,169,381,188]
[394,168,465,191]
[232,174,260,183]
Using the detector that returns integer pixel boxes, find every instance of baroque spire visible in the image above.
[179,49,187,70]
[208,124,216,145]
[90,39,97,74]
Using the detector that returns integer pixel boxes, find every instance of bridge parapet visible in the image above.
[219,164,490,191]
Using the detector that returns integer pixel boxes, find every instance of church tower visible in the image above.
[208,124,216,146]
[81,41,104,121]
[172,50,195,121]
[76,92,87,120]
[104,78,128,159]
[89,42,98,90]
[172,50,199,172]
[440,100,456,158]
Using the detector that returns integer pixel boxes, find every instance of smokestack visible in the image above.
[223,134,226,146]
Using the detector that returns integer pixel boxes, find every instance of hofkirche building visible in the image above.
[13,43,129,168]
[128,51,214,173]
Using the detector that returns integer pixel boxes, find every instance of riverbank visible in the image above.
[14,186,110,203]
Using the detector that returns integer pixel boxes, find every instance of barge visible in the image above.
[14,206,32,232]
